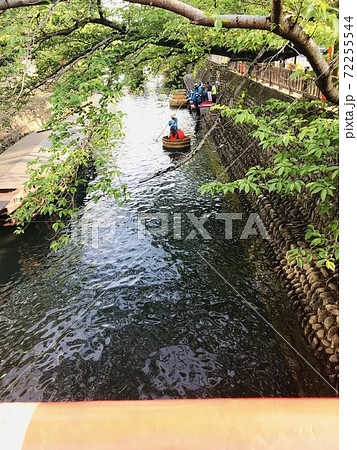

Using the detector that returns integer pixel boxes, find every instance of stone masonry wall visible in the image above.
[194,63,339,389]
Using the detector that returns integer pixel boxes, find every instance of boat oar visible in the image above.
[156,93,188,142]
[155,124,168,142]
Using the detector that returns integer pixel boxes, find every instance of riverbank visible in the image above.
[191,61,339,389]
[0,131,52,225]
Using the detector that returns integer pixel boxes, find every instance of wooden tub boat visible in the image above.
[169,90,189,108]
[169,99,187,108]
[172,90,186,97]
[162,135,191,151]
[172,94,187,100]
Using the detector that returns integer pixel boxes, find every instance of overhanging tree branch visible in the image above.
[34,17,126,44]
[31,13,298,63]
[97,0,104,20]
[124,0,339,104]
[125,0,270,30]
[34,19,93,43]
[271,0,283,27]
[155,37,299,61]
[1,0,339,103]
[0,0,51,9]
[32,35,117,90]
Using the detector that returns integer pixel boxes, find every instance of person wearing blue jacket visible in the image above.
[194,84,202,108]
[168,114,179,139]
[197,83,203,99]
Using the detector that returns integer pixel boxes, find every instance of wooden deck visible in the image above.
[0,131,51,222]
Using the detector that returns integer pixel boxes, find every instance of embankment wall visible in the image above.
[195,63,339,389]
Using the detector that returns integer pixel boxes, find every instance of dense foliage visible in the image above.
[201,98,339,270]
[0,0,339,257]
[0,1,195,248]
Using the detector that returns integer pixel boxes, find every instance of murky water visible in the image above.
[0,84,333,401]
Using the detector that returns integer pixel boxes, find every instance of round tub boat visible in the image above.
[169,99,187,108]
[162,135,191,151]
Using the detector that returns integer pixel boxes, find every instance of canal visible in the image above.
[0,84,334,401]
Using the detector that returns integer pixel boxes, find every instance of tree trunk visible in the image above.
[276,19,338,104]
[0,0,46,9]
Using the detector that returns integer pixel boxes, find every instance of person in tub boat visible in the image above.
[168,114,185,140]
